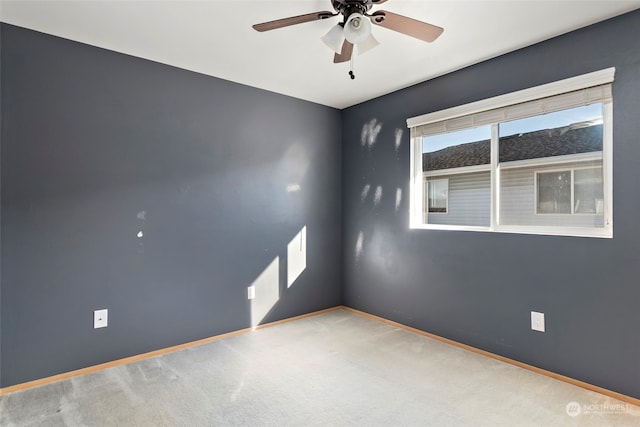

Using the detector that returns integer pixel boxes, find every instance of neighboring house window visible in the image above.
[574,168,604,214]
[427,178,448,213]
[408,68,614,238]
[536,170,572,214]
[536,167,603,215]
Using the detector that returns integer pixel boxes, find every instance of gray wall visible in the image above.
[342,10,640,399]
[0,24,342,387]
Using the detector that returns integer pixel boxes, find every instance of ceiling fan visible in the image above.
[252,0,443,79]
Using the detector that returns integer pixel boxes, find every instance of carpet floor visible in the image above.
[1,308,638,426]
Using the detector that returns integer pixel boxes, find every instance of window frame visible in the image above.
[408,68,614,238]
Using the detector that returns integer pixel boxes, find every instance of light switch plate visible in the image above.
[94,309,108,329]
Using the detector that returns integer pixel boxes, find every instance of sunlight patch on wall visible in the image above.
[395,128,403,153]
[373,186,383,206]
[355,231,364,261]
[395,188,402,213]
[287,183,301,193]
[250,257,280,328]
[361,118,382,149]
[287,226,307,288]
[361,184,371,203]
[282,144,310,178]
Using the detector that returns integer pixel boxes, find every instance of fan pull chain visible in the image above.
[349,54,356,80]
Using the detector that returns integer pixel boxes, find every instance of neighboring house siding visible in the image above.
[426,172,490,227]
[500,160,604,227]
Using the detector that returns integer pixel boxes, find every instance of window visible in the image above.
[574,168,604,214]
[426,178,448,213]
[408,68,614,238]
[422,126,491,226]
[536,171,572,214]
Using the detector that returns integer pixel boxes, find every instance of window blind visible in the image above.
[407,68,615,139]
[411,84,612,139]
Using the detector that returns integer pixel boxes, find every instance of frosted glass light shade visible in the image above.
[344,13,371,44]
[357,34,379,55]
[321,24,345,54]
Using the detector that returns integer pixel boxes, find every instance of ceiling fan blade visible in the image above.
[253,11,335,32]
[369,11,443,43]
[334,40,354,63]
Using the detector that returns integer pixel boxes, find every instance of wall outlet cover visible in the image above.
[531,311,545,332]
[94,309,108,329]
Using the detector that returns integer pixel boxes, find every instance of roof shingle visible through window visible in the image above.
[423,123,603,172]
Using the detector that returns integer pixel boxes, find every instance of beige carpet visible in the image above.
[1,309,639,426]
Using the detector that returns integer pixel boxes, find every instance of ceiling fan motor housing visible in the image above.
[332,0,373,22]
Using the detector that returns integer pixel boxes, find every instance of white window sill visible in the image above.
[410,223,612,239]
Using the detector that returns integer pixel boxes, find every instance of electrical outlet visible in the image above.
[247,286,255,300]
[531,311,545,332]
[94,309,108,329]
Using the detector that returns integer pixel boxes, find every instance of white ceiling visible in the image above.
[1,1,639,109]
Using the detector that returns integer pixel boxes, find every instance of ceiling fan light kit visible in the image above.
[253,0,444,79]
